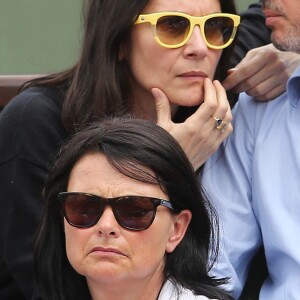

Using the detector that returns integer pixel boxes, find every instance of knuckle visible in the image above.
[218,102,230,115]
[205,100,218,113]
[227,114,233,123]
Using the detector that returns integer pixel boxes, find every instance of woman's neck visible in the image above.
[132,93,157,122]
[129,77,180,122]
[132,91,178,122]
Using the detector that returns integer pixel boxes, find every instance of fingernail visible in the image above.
[227,68,238,74]
[151,88,159,97]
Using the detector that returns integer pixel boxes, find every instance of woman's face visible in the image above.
[127,0,223,115]
[64,152,190,292]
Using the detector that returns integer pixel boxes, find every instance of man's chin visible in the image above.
[272,35,300,52]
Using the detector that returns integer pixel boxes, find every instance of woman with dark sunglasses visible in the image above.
[0,0,239,298]
[34,117,232,300]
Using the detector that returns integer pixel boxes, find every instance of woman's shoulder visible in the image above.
[2,86,64,116]
[158,280,215,300]
[0,86,68,163]
[0,86,65,133]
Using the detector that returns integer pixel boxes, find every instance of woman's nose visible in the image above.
[182,26,208,58]
[95,206,121,237]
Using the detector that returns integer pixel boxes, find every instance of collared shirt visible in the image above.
[201,67,300,300]
[158,280,212,300]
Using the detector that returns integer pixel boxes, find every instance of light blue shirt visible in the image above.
[201,67,300,300]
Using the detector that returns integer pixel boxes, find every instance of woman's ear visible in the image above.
[166,210,192,253]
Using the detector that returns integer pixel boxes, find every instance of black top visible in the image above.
[0,87,68,299]
[0,3,271,299]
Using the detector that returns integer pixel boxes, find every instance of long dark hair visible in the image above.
[34,117,231,300]
[24,0,237,133]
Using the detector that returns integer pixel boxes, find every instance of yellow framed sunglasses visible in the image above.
[134,12,240,49]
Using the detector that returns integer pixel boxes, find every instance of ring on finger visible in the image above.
[212,116,228,133]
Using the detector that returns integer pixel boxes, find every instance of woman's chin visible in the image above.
[167,89,204,107]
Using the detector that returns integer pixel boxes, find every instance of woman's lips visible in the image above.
[89,247,126,257]
[178,71,207,80]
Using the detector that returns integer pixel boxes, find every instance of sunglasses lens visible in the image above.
[61,194,161,231]
[156,15,190,46]
[204,16,234,47]
[114,197,156,230]
[63,194,103,228]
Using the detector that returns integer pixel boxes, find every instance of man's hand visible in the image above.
[223,44,300,100]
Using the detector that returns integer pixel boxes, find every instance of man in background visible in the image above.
[202,0,300,299]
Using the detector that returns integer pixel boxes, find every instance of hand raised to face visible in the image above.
[152,77,232,170]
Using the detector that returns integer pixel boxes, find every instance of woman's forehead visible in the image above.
[67,152,166,199]
[143,0,221,15]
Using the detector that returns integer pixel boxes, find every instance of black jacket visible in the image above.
[230,2,271,68]
[0,87,68,299]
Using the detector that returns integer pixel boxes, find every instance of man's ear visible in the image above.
[166,210,192,253]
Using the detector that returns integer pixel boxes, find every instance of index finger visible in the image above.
[222,67,244,91]
[223,54,269,91]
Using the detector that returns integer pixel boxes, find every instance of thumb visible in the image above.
[151,88,172,125]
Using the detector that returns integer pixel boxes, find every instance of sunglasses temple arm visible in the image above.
[161,200,176,211]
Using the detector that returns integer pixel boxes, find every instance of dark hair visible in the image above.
[34,117,231,300]
[24,0,237,132]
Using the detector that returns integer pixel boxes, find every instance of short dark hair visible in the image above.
[35,117,230,300]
